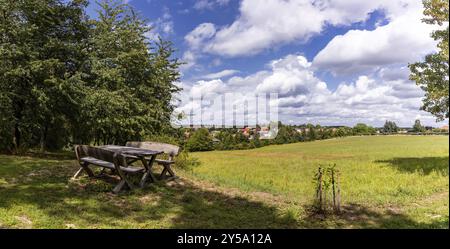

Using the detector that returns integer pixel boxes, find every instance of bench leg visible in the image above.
[112,178,135,194]
[73,162,94,179]
[81,162,94,177]
[72,167,84,179]
[159,163,176,180]
[159,167,168,180]
[112,171,135,194]
[99,167,107,176]
[113,179,127,194]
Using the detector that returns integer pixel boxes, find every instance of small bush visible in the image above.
[185,128,214,152]
[175,151,200,170]
[144,134,181,146]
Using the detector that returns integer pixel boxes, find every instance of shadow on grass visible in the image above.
[301,203,448,229]
[0,154,298,228]
[0,154,447,228]
[24,151,75,161]
[375,156,449,176]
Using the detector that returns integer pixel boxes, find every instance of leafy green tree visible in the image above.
[0,0,90,152]
[185,128,214,152]
[305,123,317,141]
[274,123,303,144]
[353,123,369,134]
[335,127,348,137]
[0,0,181,152]
[383,120,399,133]
[0,92,14,152]
[314,125,324,139]
[412,119,426,132]
[77,0,180,145]
[409,0,449,121]
[321,128,333,139]
[352,123,376,135]
[250,133,262,148]
[234,131,249,144]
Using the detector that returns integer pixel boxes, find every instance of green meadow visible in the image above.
[189,135,449,228]
[0,136,448,228]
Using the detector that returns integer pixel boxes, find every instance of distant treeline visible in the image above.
[0,0,180,153]
[171,120,448,152]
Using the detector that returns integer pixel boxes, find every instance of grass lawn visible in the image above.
[0,136,448,228]
[189,135,449,228]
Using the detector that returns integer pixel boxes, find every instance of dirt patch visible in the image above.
[15,215,32,228]
[417,191,449,205]
[65,223,77,229]
[139,195,162,205]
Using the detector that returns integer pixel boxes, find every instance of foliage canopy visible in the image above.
[409,0,449,121]
[0,0,181,152]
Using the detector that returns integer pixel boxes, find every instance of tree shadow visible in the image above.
[0,155,299,228]
[25,151,75,160]
[300,203,448,229]
[1,154,448,229]
[375,156,449,176]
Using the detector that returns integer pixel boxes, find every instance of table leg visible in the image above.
[158,164,175,180]
[139,155,157,187]
[112,159,134,193]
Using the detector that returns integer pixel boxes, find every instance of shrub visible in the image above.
[185,128,214,152]
[313,164,341,214]
[175,151,200,170]
[144,134,181,146]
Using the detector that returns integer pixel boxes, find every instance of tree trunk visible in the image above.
[317,167,323,211]
[12,98,24,154]
[39,124,48,153]
[13,123,20,154]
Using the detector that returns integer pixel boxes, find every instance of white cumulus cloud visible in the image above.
[186,0,427,58]
[201,69,240,80]
[313,6,438,75]
[175,54,441,127]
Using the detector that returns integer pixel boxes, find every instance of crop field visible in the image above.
[0,136,448,228]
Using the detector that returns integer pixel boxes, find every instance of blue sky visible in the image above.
[86,0,447,127]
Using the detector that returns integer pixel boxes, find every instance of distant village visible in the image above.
[180,123,449,140]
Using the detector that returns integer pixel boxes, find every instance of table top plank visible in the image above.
[100,145,163,156]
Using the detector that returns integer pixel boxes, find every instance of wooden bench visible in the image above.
[73,145,145,193]
[126,141,180,180]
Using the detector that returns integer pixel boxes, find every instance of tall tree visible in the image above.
[79,0,181,145]
[383,120,399,133]
[413,119,426,132]
[0,0,90,152]
[353,123,372,135]
[409,0,449,121]
[0,0,181,152]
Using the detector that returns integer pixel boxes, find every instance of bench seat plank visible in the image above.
[80,157,144,173]
[154,159,175,165]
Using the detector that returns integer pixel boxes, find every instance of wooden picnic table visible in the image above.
[100,145,163,187]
